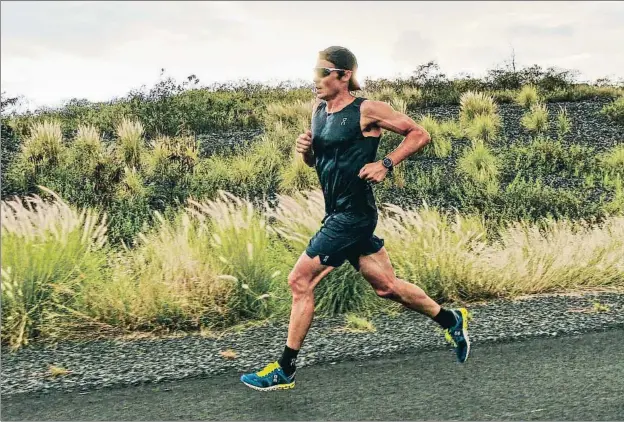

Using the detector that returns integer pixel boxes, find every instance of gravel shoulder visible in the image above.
[2,290,624,398]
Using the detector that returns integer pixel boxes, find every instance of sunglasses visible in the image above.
[314,67,348,78]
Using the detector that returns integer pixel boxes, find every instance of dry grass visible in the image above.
[265,99,314,130]
[341,314,376,333]
[482,216,624,294]
[115,118,145,169]
[263,189,327,248]
[521,103,549,134]
[516,85,540,108]
[457,139,501,194]
[416,114,453,158]
[1,187,109,349]
[48,365,71,377]
[375,202,495,300]
[460,91,498,126]
[375,202,624,300]
[3,184,623,349]
[464,113,502,143]
[220,349,238,359]
[21,120,64,167]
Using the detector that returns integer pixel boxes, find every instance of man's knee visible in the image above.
[373,279,398,300]
[287,270,311,297]
[287,252,331,298]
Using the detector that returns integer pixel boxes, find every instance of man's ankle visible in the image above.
[433,307,458,330]
[278,345,299,377]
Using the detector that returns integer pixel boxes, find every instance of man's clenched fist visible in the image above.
[296,130,313,154]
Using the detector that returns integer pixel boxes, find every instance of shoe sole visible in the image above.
[241,380,295,391]
[458,308,471,363]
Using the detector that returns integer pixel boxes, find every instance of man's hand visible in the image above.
[358,161,389,184]
[296,130,313,154]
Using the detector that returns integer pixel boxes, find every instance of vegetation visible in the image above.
[2,60,624,350]
[601,96,624,125]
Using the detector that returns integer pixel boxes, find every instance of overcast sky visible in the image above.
[2,1,623,111]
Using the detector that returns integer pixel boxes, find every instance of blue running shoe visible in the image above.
[240,361,295,391]
[444,308,471,363]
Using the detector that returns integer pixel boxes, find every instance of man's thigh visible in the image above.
[305,211,380,269]
[290,250,336,291]
[346,234,385,272]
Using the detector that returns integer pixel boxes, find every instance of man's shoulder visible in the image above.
[312,98,325,114]
[360,98,389,110]
[359,98,393,119]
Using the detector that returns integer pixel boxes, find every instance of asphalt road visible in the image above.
[3,328,623,421]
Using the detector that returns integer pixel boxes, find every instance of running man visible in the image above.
[240,46,470,391]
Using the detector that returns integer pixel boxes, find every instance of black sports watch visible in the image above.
[382,157,394,172]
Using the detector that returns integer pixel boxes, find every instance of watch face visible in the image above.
[383,158,392,168]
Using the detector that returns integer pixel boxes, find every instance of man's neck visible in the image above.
[325,92,355,113]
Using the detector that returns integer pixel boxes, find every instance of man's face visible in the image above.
[313,59,350,100]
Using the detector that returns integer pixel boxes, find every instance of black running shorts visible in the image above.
[305,211,385,271]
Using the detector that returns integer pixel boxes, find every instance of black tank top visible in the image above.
[311,97,381,217]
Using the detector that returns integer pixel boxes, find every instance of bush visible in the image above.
[415,114,453,158]
[459,91,498,126]
[502,136,596,180]
[499,175,593,222]
[457,139,501,193]
[598,143,624,177]
[515,85,540,108]
[521,103,549,135]
[279,154,319,194]
[601,97,624,125]
[1,188,110,349]
[464,113,502,143]
[556,106,572,140]
[376,203,493,301]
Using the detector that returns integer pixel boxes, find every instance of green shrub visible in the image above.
[503,136,596,180]
[603,174,624,215]
[459,91,498,126]
[457,139,501,192]
[499,175,593,222]
[1,188,110,349]
[601,97,624,125]
[415,114,452,158]
[515,85,540,108]
[491,89,517,104]
[279,155,319,194]
[598,143,624,177]
[464,113,502,143]
[521,103,549,135]
[556,106,572,140]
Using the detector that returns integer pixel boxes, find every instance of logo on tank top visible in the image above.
[341,118,348,125]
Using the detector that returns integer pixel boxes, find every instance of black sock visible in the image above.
[433,308,458,329]
[278,345,299,377]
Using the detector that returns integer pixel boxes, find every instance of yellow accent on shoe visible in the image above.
[256,361,281,377]
[443,307,472,347]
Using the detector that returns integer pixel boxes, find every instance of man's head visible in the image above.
[314,46,361,100]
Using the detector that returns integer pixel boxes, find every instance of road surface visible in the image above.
[3,328,623,421]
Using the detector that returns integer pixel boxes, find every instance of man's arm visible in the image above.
[302,149,315,167]
[362,100,431,166]
[301,98,322,167]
